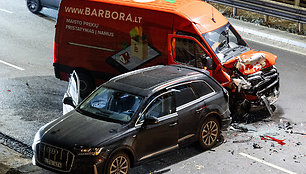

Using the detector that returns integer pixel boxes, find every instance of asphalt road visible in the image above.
[0,0,305,174]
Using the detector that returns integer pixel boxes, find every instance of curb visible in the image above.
[0,144,34,174]
[234,26,306,49]
[228,18,306,55]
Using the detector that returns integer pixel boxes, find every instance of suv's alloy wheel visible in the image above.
[199,116,220,150]
[107,152,130,174]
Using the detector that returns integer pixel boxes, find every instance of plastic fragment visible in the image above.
[260,135,286,145]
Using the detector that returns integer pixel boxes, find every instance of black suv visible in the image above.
[32,65,231,174]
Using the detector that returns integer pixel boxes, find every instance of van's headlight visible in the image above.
[77,147,103,156]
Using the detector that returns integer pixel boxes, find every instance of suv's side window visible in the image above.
[174,84,197,107]
[190,81,215,98]
[138,92,175,123]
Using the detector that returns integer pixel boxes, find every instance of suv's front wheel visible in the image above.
[106,152,130,174]
[199,116,220,150]
[27,0,42,13]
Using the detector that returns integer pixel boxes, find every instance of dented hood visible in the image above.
[223,50,277,75]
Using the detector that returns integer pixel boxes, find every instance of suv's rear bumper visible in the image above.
[221,109,232,131]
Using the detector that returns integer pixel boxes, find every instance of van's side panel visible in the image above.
[54,0,174,83]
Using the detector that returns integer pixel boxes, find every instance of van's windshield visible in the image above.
[203,23,250,63]
[78,87,143,123]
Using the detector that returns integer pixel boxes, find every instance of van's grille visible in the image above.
[246,65,279,97]
[36,143,75,172]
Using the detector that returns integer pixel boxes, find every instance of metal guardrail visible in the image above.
[206,0,306,32]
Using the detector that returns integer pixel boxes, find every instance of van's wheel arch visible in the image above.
[198,115,220,150]
[75,71,95,99]
[26,0,42,14]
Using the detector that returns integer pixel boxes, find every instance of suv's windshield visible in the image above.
[203,23,250,63]
[79,87,143,123]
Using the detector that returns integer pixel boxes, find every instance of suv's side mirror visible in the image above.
[143,116,159,125]
[63,97,76,108]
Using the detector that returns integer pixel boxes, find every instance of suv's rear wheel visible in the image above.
[199,116,220,150]
[106,152,130,174]
[26,0,42,13]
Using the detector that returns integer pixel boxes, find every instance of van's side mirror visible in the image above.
[205,57,215,70]
[63,97,76,108]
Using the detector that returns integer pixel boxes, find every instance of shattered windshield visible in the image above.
[79,87,143,123]
[203,23,250,63]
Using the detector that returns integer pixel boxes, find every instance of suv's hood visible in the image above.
[40,110,125,148]
[223,50,277,75]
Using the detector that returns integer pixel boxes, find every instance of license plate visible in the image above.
[44,158,62,168]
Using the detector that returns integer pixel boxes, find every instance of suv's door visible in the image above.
[170,83,205,143]
[134,91,178,161]
[62,71,80,115]
[168,34,214,73]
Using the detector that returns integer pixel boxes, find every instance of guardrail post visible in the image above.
[294,0,300,6]
[233,7,236,17]
[298,23,302,33]
[264,15,269,24]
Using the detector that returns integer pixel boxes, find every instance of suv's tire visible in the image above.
[26,0,42,14]
[106,152,130,174]
[199,116,220,150]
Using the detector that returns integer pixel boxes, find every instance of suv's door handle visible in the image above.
[169,122,177,127]
[196,105,207,113]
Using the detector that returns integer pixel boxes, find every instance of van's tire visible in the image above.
[198,116,220,150]
[77,72,95,99]
[105,152,130,174]
[26,0,42,14]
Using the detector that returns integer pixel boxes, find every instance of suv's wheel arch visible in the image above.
[107,147,135,168]
[198,112,221,150]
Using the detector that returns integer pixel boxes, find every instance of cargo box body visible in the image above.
[54,0,279,118]
[54,0,226,82]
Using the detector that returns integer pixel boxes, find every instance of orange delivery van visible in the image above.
[54,0,280,118]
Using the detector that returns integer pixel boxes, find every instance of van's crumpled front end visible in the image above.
[223,50,280,117]
[202,22,280,118]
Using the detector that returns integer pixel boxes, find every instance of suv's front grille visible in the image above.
[36,143,75,172]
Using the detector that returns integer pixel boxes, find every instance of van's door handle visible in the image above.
[169,122,177,127]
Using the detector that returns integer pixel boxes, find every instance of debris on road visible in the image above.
[253,143,262,149]
[230,123,256,132]
[233,136,253,143]
[260,135,286,145]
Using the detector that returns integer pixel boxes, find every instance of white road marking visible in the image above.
[0,8,13,14]
[239,152,297,174]
[0,60,25,71]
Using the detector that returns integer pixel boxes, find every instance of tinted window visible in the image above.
[138,93,175,123]
[174,84,197,107]
[191,81,214,97]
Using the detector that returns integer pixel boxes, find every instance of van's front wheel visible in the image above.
[26,0,42,13]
